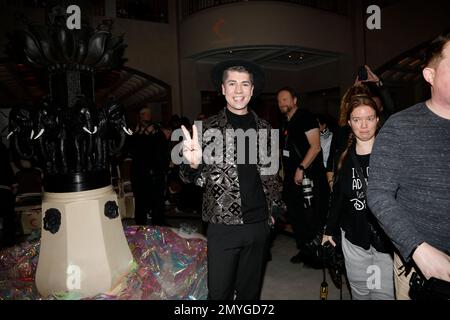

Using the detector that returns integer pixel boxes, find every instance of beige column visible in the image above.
[35,185,134,298]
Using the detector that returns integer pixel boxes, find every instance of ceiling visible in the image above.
[189,42,430,92]
[0,45,341,110]
[190,46,341,71]
[190,39,431,86]
[0,61,168,111]
[0,38,431,112]
[378,45,427,83]
[95,67,168,110]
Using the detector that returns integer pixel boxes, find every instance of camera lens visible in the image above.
[302,176,314,208]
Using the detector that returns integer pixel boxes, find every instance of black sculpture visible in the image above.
[8,7,135,297]
[8,107,35,159]
[7,6,131,193]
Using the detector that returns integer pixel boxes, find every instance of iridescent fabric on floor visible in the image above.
[0,226,207,300]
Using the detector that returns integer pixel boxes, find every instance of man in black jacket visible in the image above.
[277,87,329,266]
[180,60,281,300]
[128,106,169,226]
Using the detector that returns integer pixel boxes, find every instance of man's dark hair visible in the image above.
[222,66,254,84]
[276,86,297,98]
[316,113,328,126]
[424,30,450,67]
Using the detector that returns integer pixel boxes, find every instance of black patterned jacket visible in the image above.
[180,108,282,225]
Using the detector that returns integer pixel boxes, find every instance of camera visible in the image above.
[302,174,314,208]
[358,65,368,81]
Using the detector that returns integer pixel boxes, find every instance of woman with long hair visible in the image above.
[325,84,371,189]
[322,94,394,300]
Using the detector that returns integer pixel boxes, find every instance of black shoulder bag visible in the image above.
[409,269,450,300]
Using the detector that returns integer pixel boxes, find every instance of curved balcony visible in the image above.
[180,0,349,19]
[179,1,352,59]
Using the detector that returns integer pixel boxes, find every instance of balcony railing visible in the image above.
[180,0,349,19]
[116,0,168,23]
[6,0,106,16]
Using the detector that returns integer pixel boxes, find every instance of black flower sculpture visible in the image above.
[43,208,62,234]
[7,7,132,193]
[7,14,127,72]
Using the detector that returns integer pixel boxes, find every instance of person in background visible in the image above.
[326,84,371,190]
[316,114,334,176]
[128,106,169,226]
[326,66,395,190]
[277,87,329,267]
[164,114,182,206]
[322,94,394,300]
[367,31,450,299]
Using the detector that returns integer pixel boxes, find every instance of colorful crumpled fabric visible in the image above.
[0,226,207,300]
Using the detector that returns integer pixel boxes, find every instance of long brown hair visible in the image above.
[336,94,381,172]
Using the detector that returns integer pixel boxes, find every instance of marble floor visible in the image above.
[164,206,351,300]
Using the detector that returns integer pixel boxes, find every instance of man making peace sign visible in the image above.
[180,60,281,300]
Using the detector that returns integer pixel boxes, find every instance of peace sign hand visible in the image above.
[181,124,202,169]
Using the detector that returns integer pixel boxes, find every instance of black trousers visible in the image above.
[0,189,16,247]
[131,172,166,226]
[283,172,329,251]
[207,220,270,300]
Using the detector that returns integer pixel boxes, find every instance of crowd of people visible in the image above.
[1,31,449,301]
[175,31,450,301]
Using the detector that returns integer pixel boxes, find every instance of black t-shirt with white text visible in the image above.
[325,152,392,253]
